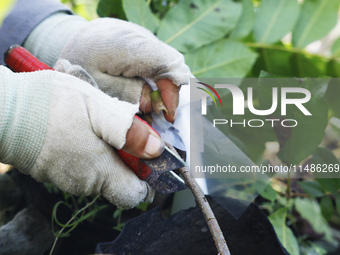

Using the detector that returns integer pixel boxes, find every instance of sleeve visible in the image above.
[0,0,72,65]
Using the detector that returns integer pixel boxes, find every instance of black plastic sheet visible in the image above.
[96,196,289,255]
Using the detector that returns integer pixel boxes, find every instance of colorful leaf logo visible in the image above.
[196,82,222,106]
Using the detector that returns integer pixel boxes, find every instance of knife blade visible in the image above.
[116,148,187,195]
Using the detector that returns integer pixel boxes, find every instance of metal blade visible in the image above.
[141,146,186,173]
[146,170,187,195]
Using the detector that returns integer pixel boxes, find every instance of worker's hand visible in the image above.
[24,13,191,123]
[0,66,164,208]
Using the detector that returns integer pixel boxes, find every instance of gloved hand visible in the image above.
[24,13,191,123]
[0,66,164,208]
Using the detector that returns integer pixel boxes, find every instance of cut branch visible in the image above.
[168,144,231,255]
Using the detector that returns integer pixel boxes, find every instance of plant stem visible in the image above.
[49,195,101,255]
[168,145,231,255]
[69,194,79,210]
[286,171,291,206]
[245,42,329,61]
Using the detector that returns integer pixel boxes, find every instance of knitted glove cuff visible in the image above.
[0,67,55,171]
[24,12,88,67]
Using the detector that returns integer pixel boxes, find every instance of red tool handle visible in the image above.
[4,45,152,180]
[5,45,54,72]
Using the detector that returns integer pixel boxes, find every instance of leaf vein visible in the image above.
[296,0,328,48]
[192,56,252,76]
[165,1,223,44]
[260,0,286,43]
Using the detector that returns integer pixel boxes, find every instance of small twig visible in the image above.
[168,145,231,255]
[49,195,101,255]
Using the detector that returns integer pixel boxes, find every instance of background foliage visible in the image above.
[56,0,340,254]
[0,0,15,26]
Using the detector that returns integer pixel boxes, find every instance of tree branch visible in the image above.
[168,145,231,255]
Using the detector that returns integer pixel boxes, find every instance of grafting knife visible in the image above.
[4,45,187,195]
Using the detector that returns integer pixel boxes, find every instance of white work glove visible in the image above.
[24,12,191,123]
[0,66,164,208]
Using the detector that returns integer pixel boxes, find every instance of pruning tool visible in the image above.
[4,45,187,195]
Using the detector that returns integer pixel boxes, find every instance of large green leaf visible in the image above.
[229,115,276,161]
[122,0,159,33]
[312,147,340,182]
[97,0,126,19]
[268,208,300,255]
[249,43,328,78]
[253,0,299,44]
[230,0,254,40]
[292,0,340,49]
[327,58,340,77]
[251,45,295,77]
[278,80,329,165]
[320,196,334,221]
[324,77,340,118]
[298,180,325,197]
[257,75,329,165]
[157,0,242,53]
[295,198,335,243]
[311,147,340,213]
[289,52,327,78]
[201,78,276,161]
[222,108,277,161]
[260,183,277,202]
[185,39,257,77]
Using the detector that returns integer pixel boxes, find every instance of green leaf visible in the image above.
[278,99,328,164]
[335,194,340,215]
[228,117,276,161]
[312,147,340,182]
[148,0,179,19]
[97,0,126,19]
[290,53,327,78]
[298,180,325,197]
[230,0,254,40]
[300,241,328,255]
[276,195,295,210]
[295,197,335,243]
[257,78,329,165]
[331,37,340,57]
[135,202,149,212]
[252,45,295,77]
[218,106,276,160]
[202,87,274,161]
[292,0,340,49]
[260,183,277,201]
[185,39,257,77]
[253,0,300,44]
[113,209,121,219]
[123,0,159,33]
[249,43,328,78]
[324,77,340,118]
[327,58,340,78]
[320,196,334,221]
[268,208,300,255]
[157,0,242,53]
[316,177,340,212]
